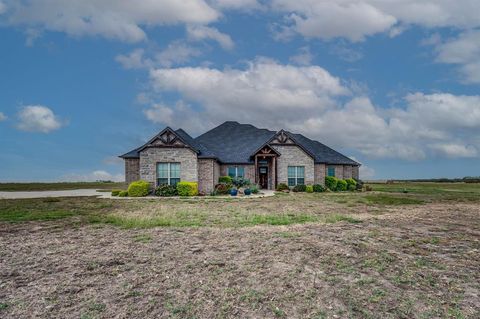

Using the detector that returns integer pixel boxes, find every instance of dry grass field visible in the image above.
[0,182,479,318]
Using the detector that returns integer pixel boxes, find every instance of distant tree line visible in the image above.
[388,177,480,183]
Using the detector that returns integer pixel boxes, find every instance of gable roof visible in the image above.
[120,121,360,166]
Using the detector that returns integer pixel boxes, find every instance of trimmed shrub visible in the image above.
[325,176,338,191]
[155,184,178,197]
[118,190,128,197]
[336,179,348,192]
[176,182,198,196]
[345,178,357,190]
[348,184,356,191]
[111,189,122,196]
[312,184,325,192]
[218,176,233,184]
[276,183,289,191]
[233,177,250,188]
[306,185,313,193]
[127,180,150,197]
[250,184,259,194]
[214,183,231,195]
[354,178,364,191]
[293,184,307,192]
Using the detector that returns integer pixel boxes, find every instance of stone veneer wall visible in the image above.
[219,164,255,181]
[139,147,198,187]
[314,164,326,185]
[272,145,314,185]
[343,165,353,179]
[125,158,140,184]
[352,166,359,179]
[333,165,344,180]
[198,159,220,194]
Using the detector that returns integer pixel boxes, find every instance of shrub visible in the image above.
[250,184,259,194]
[214,183,231,195]
[118,190,128,197]
[345,178,357,188]
[312,184,325,192]
[325,176,338,191]
[111,189,122,196]
[155,184,178,197]
[127,180,150,197]
[232,177,250,188]
[293,184,307,192]
[306,185,313,193]
[336,179,348,191]
[348,184,356,191]
[176,181,198,196]
[276,183,289,191]
[354,178,364,191]
[218,176,233,184]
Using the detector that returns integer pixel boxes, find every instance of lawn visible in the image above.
[0,182,479,318]
[0,181,126,192]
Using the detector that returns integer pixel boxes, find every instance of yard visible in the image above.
[0,182,479,318]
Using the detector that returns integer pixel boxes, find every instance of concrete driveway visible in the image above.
[0,189,105,199]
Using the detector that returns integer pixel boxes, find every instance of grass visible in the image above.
[324,214,362,224]
[365,194,424,205]
[0,182,126,192]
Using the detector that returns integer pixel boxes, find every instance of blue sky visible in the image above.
[1,0,479,181]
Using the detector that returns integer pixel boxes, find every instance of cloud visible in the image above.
[0,112,6,121]
[60,170,124,182]
[289,46,313,65]
[116,42,202,69]
[16,105,64,133]
[434,30,480,84]
[145,59,480,160]
[2,0,219,43]
[211,0,262,11]
[271,0,480,42]
[187,25,234,50]
[0,1,6,14]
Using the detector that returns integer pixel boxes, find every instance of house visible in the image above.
[120,121,360,193]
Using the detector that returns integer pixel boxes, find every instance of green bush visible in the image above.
[325,176,338,191]
[345,178,357,190]
[312,184,325,192]
[111,189,122,196]
[336,179,348,191]
[218,176,233,184]
[127,180,150,197]
[250,184,259,194]
[276,183,289,191]
[118,190,128,197]
[214,183,231,195]
[306,185,313,193]
[155,184,178,197]
[348,184,356,191]
[354,178,364,191]
[232,177,250,188]
[176,181,198,196]
[293,184,307,192]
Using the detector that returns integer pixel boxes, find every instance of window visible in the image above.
[228,166,244,178]
[157,163,180,186]
[288,166,305,186]
[327,166,336,177]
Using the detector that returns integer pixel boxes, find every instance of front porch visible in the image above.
[253,146,279,190]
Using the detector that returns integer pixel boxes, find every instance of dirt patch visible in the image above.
[1,200,479,318]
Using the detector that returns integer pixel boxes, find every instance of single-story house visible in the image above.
[120,121,360,193]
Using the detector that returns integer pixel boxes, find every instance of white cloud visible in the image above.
[187,25,234,50]
[211,0,262,11]
[16,105,64,133]
[145,60,480,160]
[60,170,124,182]
[0,112,6,121]
[116,42,202,70]
[271,0,480,42]
[0,1,6,15]
[434,30,480,83]
[3,0,219,42]
[289,46,313,65]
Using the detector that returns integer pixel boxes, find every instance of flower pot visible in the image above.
[230,189,238,196]
[244,188,251,196]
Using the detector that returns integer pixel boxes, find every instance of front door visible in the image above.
[259,166,268,189]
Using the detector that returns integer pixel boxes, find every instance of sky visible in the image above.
[0,0,479,182]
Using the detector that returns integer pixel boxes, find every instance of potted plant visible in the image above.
[244,188,251,195]
[230,187,238,196]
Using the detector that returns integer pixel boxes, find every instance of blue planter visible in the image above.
[244,189,251,195]
[230,189,238,196]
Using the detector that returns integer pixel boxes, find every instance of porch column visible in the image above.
[254,155,258,184]
[272,156,276,190]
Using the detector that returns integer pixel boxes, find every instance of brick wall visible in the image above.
[272,145,314,185]
[198,159,220,194]
[352,166,359,179]
[314,164,326,185]
[343,165,353,179]
[139,147,198,187]
[125,158,140,184]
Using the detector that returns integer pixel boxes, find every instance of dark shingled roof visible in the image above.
[120,121,359,166]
